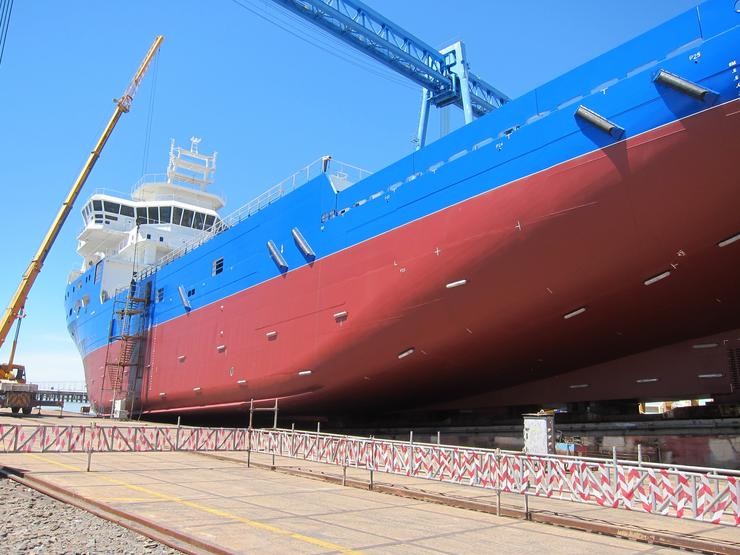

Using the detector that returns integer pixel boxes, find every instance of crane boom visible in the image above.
[267,0,508,147]
[0,35,164,354]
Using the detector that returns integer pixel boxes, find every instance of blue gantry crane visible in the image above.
[267,0,509,148]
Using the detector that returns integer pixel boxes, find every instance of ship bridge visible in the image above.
[73,139,224,298]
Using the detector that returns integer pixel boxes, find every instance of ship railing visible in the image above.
[129,174,228,204]
[67,270,83,284]
[131,173,218,192]
[133,192,227,205]
[0,423,737,526]
[136,157,371,279]
[130,173,169,192]
[90,187,131,199]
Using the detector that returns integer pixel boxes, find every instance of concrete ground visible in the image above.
[1,411,737,553]
[0,449,707,554]
[231,452,740,546]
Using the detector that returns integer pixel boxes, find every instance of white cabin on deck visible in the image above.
[71,138,224,300]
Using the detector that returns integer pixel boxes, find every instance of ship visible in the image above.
[65,0,740,418]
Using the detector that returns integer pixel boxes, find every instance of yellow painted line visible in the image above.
[27,453,80,472]
[100,497,159,503]
[25,454,363,554]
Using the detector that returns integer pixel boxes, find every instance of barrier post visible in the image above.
[409,431,414,475]
[369,435,375,491]
[271,430,276,468]
[343,458,347,486]
[291,423,295,457]
[495,448,501,516]
[437,431,441,446]
[248,399,254,430]
[247,428,252,468]
[273,431,280,469]
[86,423,96,472]
[175,417,181,451]
[637,443,642,467]
[524,492,530,520]
[273,398,278,429]
[612,446,618,503]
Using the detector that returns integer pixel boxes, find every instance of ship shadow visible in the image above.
[575,118,630,177]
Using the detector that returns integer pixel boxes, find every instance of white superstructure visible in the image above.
[72,138,223,299]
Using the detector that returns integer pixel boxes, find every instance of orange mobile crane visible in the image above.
[0,36,163,414]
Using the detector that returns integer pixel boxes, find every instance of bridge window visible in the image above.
[181,210,194,228]
[103,201,120,214]
[160,206,172,223]
[92,200,102,211]
[120,204,135,218]
[205,214,215,230]
[148,206,159,224]
[173,207,183,226]
[136,207,147,224]
[212,257,224,276]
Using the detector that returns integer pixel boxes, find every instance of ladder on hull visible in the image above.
[101,279,151,418]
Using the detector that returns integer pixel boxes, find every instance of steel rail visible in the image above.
[0,466,225,555]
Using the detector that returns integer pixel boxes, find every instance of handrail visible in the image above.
[89,188,131,199]
[131,173,169,192]
[137,157,371,279]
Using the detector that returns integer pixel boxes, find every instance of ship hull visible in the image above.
[80,99,740,415]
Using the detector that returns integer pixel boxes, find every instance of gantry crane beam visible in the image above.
[268,0,508,146]
[0,36,164,357]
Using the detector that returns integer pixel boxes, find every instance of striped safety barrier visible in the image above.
[1,424,737,526]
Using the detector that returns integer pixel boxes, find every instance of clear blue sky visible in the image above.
[0,0,701,385]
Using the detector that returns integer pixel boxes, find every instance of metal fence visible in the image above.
[1,424,737,526]
[33,382,87,393]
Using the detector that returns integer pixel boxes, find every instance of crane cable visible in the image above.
[141,52,160,175]
[0,0,14,67]
[230,0,417,92]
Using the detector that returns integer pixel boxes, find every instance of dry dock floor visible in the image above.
[1,412,739,554]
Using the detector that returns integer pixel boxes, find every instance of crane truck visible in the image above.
[0,36,164,415]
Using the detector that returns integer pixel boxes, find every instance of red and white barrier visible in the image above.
[1,424,737,526]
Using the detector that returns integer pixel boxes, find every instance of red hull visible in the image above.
[85,100,740,415]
